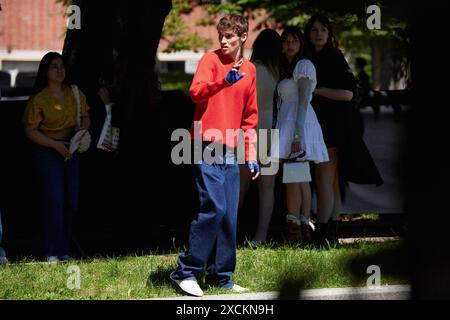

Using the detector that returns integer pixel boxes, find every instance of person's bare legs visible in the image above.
[299,182,311,219]
[286,182,301,218]
[238,164,252,213]
[299,181,313,242]
[285,181,302,241]
[253,173,276,242]
[285,158,312,216]
[314,148,338,223]
[327,167,341,242]
[331,168,341,221]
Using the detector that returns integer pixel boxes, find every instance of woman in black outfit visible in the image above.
[305,14,383,244]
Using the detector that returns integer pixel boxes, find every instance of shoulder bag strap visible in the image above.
[71,84,81,128]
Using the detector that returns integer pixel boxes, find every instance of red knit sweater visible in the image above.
[189,49,258,161]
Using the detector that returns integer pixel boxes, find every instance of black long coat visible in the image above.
[310,45,383,196]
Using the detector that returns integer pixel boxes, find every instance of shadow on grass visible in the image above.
[278,277,309,300]
[276,241,409,300]
[345,241,409,283]
[147,266,174,288]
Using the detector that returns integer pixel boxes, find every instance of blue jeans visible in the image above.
[34,146,79,257]
[171,146,240,289]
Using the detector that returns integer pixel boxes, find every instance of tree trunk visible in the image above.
[62,0,171,148]
[61,0,172,253]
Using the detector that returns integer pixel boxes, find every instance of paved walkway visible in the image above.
[148,284,410,300]
[338,236,401,244]
[343,107,406,214]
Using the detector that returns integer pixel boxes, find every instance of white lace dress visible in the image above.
[271,59,329,163]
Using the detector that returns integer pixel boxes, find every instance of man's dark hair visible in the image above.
[217,13,249,37]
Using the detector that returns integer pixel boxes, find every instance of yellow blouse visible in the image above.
[23,85,90,140]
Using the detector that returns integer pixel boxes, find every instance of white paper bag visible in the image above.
[282,161,311,183]
[97,103,120,152]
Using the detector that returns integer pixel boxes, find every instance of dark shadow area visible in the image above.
[337,214,406,238]
[345,242,409,284]
[278,277,308,300]
[405,0,450,299]
[275,241,408,300]
[147,266,174,288]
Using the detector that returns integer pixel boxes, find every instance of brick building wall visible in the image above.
[0,0,66,51]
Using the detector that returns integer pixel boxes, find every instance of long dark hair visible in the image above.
[250,29,282,81]
[32,52,65,95]
[304,14,339,51]
[280,26,310,79]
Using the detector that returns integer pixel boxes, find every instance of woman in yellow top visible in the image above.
[23,52,90,262]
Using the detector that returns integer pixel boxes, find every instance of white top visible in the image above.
[271,59,328,163]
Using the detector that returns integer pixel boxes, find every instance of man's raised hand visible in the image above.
[226,60,246,85]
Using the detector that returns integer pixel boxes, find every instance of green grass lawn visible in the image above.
[0,240,408,300]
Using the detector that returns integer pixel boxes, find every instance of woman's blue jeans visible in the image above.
[34,146,79,257]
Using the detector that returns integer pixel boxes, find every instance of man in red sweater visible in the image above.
[170,14,259,297]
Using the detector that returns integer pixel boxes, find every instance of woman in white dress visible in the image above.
[272,26,328,243]
[239,29,282,244]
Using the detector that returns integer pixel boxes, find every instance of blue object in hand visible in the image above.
[226,65,245,85]
[247,161,260,174]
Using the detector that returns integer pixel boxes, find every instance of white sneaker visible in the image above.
[231,284,249,292]
[174,279,204,297]
[46,256,60,263]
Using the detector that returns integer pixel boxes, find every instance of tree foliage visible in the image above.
[162,0,212,52]
[180,0,411,84]
[165,0,408,51]
[197,0,409,46]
